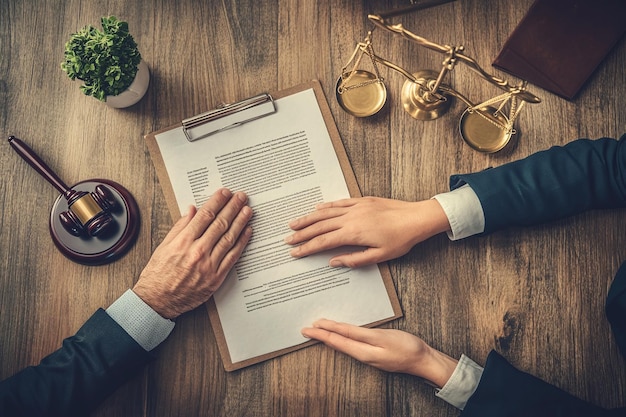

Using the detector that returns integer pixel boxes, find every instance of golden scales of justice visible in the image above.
[335,0,542,153]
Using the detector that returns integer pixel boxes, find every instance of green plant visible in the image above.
[61,16,141,101]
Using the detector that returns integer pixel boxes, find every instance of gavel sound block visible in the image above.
[9,136,140,265]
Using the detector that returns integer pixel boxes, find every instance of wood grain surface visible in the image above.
[1,1,625,416]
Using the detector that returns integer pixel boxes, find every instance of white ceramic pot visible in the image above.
[105,60,150,108]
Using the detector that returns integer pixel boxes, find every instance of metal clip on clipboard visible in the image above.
[181,93,277,142]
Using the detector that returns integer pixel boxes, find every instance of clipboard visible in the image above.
[145,79,402,371]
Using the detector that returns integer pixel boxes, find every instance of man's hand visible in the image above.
[133,188,253,319]
[285,197,450,268]
[302,319,458,388]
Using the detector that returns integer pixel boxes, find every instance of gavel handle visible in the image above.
[8,136,71,196]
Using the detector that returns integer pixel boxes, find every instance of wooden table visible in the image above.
[1,1,625,415]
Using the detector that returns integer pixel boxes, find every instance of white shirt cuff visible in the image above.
[432,184,485,240]
[435,354,484,410]
[106,289,175,351]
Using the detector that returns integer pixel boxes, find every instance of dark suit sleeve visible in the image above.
[450,135,626,234]
[0,309,154,417]
[460,350,626,417]
[606,262,626,359]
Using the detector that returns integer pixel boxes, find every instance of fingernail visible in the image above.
[329,259,344,268]
[237,192,247,202]
[284,234,293,243]
[221,188,232,197]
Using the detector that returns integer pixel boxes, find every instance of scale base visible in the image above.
[49,179,140,265]
[401,70,451,120]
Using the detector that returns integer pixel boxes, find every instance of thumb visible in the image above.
[329,248,384,268]
[161,205,196,245]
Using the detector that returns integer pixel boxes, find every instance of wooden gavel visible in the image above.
[8,136,118,237]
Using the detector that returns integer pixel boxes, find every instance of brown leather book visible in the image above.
[492,0,626,100]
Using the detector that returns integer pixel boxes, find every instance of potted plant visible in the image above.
[61,16,149,108]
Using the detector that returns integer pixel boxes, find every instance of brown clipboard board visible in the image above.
[144,79,402,371]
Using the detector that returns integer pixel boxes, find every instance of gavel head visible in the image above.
[59,184,119,237]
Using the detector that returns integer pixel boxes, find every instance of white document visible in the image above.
[155,88,396,364]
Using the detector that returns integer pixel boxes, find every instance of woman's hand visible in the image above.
[285,197,450,268]
[302,319,458,388]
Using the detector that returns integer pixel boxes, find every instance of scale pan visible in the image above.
[459,106,513,153]
[336,70,386,117]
